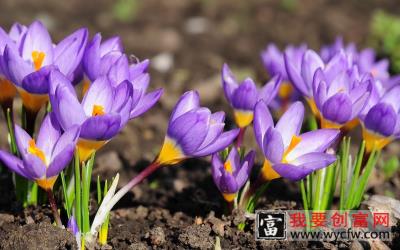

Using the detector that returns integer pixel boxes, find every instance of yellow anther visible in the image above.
[224,160,233,174]
[92,105,105,116]
[28,139,46,164]
[31,51,45,71]
[278,82,294,99]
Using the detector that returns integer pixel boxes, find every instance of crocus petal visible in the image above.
[262,127,284,164]
[192,129,240,157]
[129,88,163,119]
[131,73,150,94]
[111,80,133,113]
[83,33,101,80]
[291,152,337,169]
[323,51,348,81]
[322,93,352,124]
[381,85,400,112]
[272,163,315,181]
[2,45,32,85]
[80,114,121,140]
[168,109,210,154]
[286,129,340,161]
[235,151,255,187]
[129,59,150,79]
[364,103,397,137]
[315,79,327,110]
[36,113,61,158]
[82,77,113,115]
[258,74,282,104]
[100,36,123,55]
[107,55,129,86]
[54,28,88,77]
[22,154,46,179]
[198,115,225,150]
[231,78,258,110]
[285,52,308,96]
[300,50,324,95]
[0,151,31,179]
[22,65,56,94]
[211,153,223,184]
[8,22,27,43]
[219,171,239,193]
[47,144,75,178]
[226,147,240,173]
[51,125,80,162]
[275,101,304,148]
[51,73,86,130]
[170,91,200,122]
[21,20,53,66]
[14,125,32,157]
[253,101,274,149]
[221,63,239,103]
[350,82,371,119]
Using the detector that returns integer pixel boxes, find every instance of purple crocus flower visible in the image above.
[361,85,400,152]
[49,70,135,161]
[285,49,355,117]
[211,148,255,202]
[155,91,240,165]
[0,113,80,190]
[312,53,372,129]
[357,48,390,82]
[222,63,281,128]
[261,43,305,111]
[82,35,161,120]
[82,33,124,82]
[68,216,81,248]
[320,37,357,63]
[100,54,162,119]
[0,26,18,106]
[0,20,88,112]
[253,101,339,181]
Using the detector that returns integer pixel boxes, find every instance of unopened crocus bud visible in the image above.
[211,147,255,202]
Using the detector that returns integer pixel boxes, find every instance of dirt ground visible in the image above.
[0,0,400,249]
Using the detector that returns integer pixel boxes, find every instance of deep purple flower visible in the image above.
[0,21,88,112]
[82,33,124,82]
[357,48,389,82]
[361,85,400,152]
[253,101,339,181]
[321,37,390,83]
[312,53,372,129]
[261,43,305,111]
[82,35,161,119]
[211,148,255,202]
[320,37,357,63]
[156,91,240,165]
[0,113,80,190]
[222,63,281,128]
[49,70,137,161]
[0,26,18,104]
[68,216,81,248]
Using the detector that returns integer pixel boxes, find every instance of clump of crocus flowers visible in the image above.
[0,20,399,248]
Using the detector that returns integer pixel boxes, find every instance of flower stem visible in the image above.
[300,180,310,231]
[235,127,246,148]
[46,189,63,227]
[104,161,161,213]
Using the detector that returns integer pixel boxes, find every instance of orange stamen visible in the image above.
[31,51,45,71]
[92,105,105,116]
[28,139,47,164]
[283,135,302,162]
[224,160,233,174]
